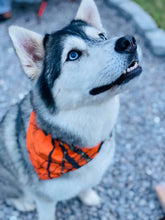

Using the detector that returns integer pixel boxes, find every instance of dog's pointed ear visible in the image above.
[9,26,44,80]
[75,0,103,30]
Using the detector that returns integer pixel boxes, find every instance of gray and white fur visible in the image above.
[0,0,142,219]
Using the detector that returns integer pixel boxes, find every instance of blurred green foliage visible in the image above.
[133,0,165,30]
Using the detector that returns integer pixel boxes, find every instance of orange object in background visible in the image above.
[38,0,76,18]
[38,1,47,17]
[156,183,165,213]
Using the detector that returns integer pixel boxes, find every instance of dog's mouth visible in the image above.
[90,61,142,95]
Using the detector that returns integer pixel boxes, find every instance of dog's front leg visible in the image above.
[78,188,101,206]
[36,199,56,220]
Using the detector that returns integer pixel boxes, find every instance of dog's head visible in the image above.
[9,0,142,112]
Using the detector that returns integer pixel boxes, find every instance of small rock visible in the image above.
[0,211,4,219]
[9,216,17,220]
[154,116,160,124]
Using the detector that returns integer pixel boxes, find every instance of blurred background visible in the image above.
[0,0,165,220]
[133,0,165,30]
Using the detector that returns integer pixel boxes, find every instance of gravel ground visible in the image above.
[0,0,165,219]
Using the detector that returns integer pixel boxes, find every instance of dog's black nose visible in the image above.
[115,35,137,53]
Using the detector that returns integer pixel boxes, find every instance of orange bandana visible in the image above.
[26,111,103,180]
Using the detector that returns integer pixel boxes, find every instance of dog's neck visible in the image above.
[33,95,120,147]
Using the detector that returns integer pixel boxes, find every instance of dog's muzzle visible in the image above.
[90,35,142,96]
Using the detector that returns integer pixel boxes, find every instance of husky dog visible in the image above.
[0,0,142,219]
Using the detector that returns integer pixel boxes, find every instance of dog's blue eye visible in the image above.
[99,33,107,41]
[68,51,80,61]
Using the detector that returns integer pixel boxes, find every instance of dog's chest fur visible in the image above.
[33,95,119,201]
[0,94,119,201]
[46,95,120,146]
